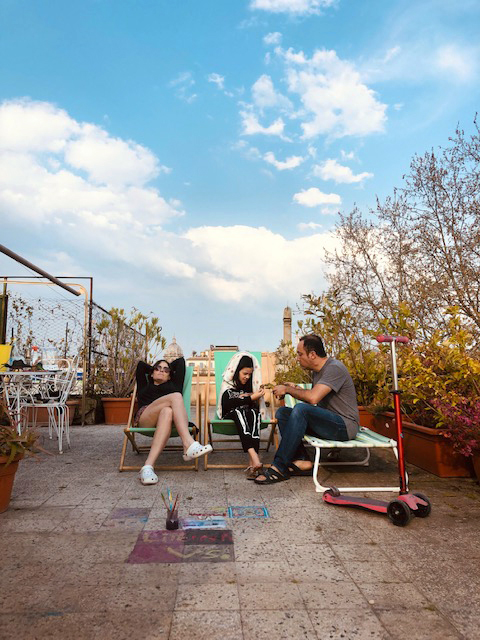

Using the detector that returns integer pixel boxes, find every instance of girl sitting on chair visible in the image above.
[218,353,266,480]
[136,357,212,485]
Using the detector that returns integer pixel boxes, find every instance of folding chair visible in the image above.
[283,387,400,493]
[202,350,278,470]
[119,365,201,471]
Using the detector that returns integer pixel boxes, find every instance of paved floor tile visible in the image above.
[241,609,317,640]
[377,608,463,639]
[170,610,243,640]
[343,559,409,583]
[3,425,480,639]
[238,581,305,611]
[175,583,240,610]
[178,561,237,583]
[235,560,293,583]
[308,609,390,639]
[358,582,431,609]
[298,580,369,610]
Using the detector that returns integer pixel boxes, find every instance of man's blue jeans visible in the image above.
[274,404,349,474]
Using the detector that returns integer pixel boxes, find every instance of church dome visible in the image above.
[163,336,183,363]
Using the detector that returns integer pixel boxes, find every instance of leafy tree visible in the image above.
[326,118,480,341]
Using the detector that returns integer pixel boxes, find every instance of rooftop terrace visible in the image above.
[1,424,479,640]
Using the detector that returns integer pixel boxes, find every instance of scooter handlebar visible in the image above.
[376,335,409,344]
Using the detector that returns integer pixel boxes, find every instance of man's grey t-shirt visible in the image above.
[311,358,360,439]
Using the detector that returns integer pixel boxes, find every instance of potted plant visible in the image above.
[94,307,165,424]
[369,310,480,477]
[0,407,46,513]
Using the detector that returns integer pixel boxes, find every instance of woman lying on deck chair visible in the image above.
[136,357,212,485]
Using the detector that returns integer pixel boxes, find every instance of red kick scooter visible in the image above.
[323,335,432,526]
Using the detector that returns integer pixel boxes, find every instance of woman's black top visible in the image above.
[136,357,186,409]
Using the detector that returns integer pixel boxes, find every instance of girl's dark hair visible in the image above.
[150,359,171,380]
[233,355,254,391]
[300,334,327,357]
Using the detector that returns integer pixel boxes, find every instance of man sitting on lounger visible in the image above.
[255,334,360,485]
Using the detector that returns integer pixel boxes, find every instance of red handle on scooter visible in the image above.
[376,335,409,344]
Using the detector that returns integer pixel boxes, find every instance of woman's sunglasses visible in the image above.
[155,366,170,372]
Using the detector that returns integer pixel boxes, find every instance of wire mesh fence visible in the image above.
[1,279,146,397]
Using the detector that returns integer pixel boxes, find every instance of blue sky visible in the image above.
[1,0,479,357]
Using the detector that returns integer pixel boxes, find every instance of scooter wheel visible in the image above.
[412,492,432,518]
[324,486,341,497]
[387,499,412,527]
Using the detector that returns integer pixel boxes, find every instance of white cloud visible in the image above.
[0,98,79,152]
[0,98,342,309]
[263,32,282,46]
[168,71,197,103]
[0,99,182,233]
[264,151,303,170]
[383,46,401,63]
[250,0,335,15]
[65,126,169,187]
[435,44,475,82]
[184,224,338,301]
[208,73,225,90]
[281,47,387,138]
[252,74,292,112]
[340,150,356,160]
[240,109,286,137]
[313,158,373,184]
[297,221,323,231]
[293,187,341,207]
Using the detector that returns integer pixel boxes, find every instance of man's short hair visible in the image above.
[300,334,327,358]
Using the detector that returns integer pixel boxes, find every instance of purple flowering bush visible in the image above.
[433,398,480,458]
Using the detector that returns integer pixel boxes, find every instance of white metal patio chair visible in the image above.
[25,357,79,453]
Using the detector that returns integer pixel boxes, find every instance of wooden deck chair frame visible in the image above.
[202,350,279,470]
[119,365,201,471]
[283,387,401,493]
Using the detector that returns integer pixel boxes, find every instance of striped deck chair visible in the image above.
[119,365,201,471]
[202,350,279,470]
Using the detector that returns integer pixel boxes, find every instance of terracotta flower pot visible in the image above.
[101,397,136,425]
[472,453,480,483]
[26,399,79,427]
[0,454,23,514]
[358,406,375,430]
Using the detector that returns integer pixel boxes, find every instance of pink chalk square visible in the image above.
[139,529,185,544]
[126,540,185,564]
[184,529,233,545]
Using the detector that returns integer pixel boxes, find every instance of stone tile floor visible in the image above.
[1,425,479,639]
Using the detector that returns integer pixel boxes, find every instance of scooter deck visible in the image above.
[323,491,388,514]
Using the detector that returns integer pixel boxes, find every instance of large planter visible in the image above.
[472,453,480,484]
[26,399,79,427]
[0,454,23,514]
[370,412,472,478]
[358,406,375,430]
[101,397,135,425]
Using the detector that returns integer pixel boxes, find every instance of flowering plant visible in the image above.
[432,398,480,458]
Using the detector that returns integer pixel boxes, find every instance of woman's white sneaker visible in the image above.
[139,465,158,485]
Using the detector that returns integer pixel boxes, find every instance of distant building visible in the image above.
[163,336,183,363]
[283,306,292,344]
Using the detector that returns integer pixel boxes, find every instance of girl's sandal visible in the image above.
[254,467,290,485]
[245,466,263,481]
